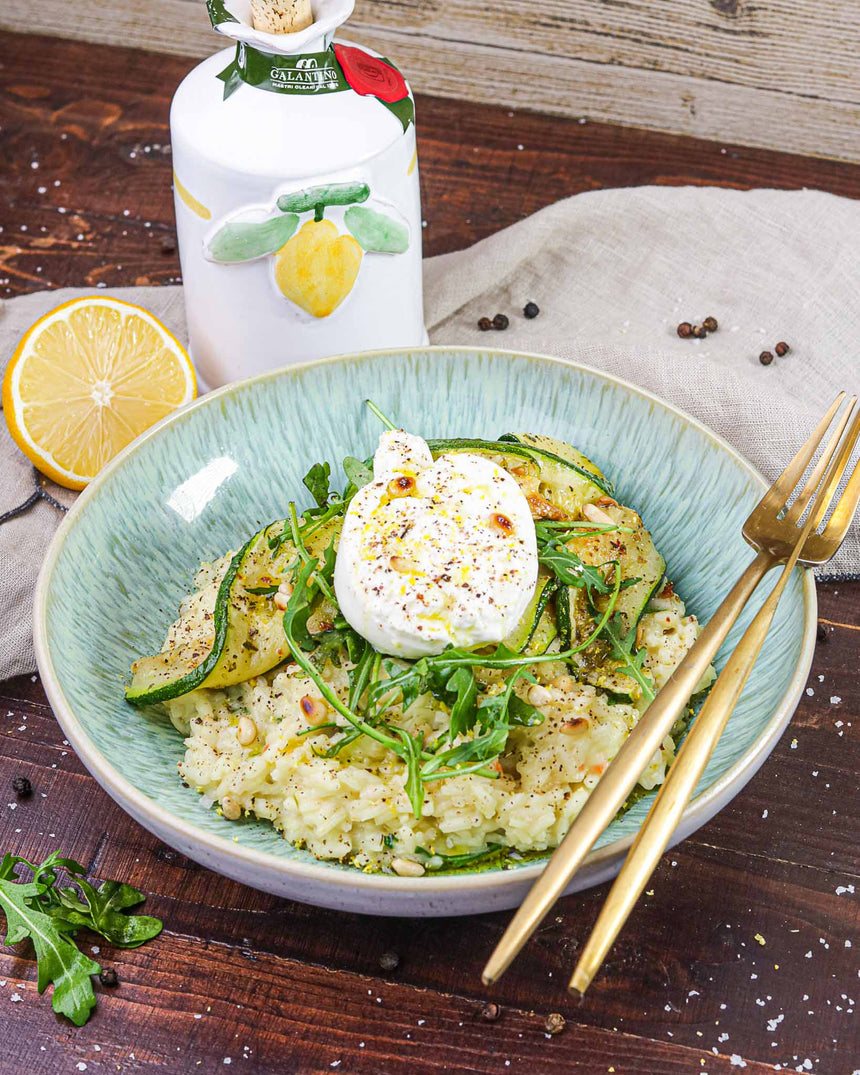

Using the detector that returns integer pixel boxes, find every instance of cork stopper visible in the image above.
[250,0,314,33]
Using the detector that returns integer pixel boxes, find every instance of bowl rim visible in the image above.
[33,345,817,896]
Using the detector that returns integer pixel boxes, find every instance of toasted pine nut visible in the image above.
[552,674,577,691]
[274,580,293,610]
[560,717,590,735]
[527,493,570,521]
[489,513,515,537]
[387,475,416,498]
[527,683,553,706]
[582,503,615,526]
[237,716,258,747]
[391,856,425,877]
[221,795,242,820]
[300,695,329,721]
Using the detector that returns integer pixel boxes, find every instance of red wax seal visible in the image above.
[333,44,408,103]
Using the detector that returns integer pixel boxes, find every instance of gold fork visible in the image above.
[570,395,860,993]
[483,392,858,987]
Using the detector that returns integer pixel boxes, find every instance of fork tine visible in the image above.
[755,392,846,516]
[810,409,860,533]
[808,406,860,528]
[785,397,856,524]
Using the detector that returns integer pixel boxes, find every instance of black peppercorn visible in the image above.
[676,322,693,339]
[775,341,790,357]
[523,301,540,319]
[480,1001,501,1022]
[378,951,400,972]
[477,317,492,331]
[99,968,119,987]
[703,316,718,333]
[492,313,509,331]
[816,623,828,643]
[692,324,707,339]
[759,350,774,366]
[545,1012,566,1035]
[12,776,32,798]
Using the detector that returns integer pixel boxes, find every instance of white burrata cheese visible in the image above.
[333,429,538,657]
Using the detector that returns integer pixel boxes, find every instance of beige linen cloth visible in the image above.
[2,186,858,680]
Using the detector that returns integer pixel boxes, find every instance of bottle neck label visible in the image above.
[217,43,415,133]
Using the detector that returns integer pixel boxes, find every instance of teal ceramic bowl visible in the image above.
[34,348,815,916]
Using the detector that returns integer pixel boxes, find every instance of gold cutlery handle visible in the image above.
[570,555,807,993]
[482,548,774,984]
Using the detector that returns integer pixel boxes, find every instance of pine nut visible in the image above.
[391,856,425,877]
[387,475,416,498]
[527,683,553,706]
[561,717,590,735]
[390,555,421,573]
[489,512,515,536]
[582,502,615,526]
[274,580,293,610]
[237,716,257,746]
[300,695,329,721]
[221,795,242,820]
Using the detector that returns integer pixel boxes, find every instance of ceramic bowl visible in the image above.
[34,348,816,916]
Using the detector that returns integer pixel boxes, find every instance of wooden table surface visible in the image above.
[1,30,858,1075]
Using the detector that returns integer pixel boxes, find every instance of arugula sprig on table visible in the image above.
[0,851,162,1026]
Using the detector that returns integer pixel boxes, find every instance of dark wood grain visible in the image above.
[1,28,859,1075]
[5,32,860,297]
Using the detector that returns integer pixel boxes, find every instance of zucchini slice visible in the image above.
[504,575,559,655]
[125,517,339,706]
[567,506,665,635]
[556,508,665,685]
[427,436,611,519]
[499,433,611,494]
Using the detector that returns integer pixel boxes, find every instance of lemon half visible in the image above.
[3,297,196,490]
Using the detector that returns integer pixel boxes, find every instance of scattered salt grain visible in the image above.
[729,1058,747,1069]
[830,696,841,705]
[9,993,22,1003]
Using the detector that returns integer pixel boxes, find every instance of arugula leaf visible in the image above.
[599,611,656,703]
[343,455,373,491]
[52,879,162,948]
[281,556,318,651]
[395,728,425,818]
[538,541,612,593]
[302,462,332,508]
[421,724,508,779]
[0,853,100,1026]
[281,559,409,760]
[446,666,478,740]
[415,843,504,871]
[0,851,164,1023]
[507,694,545,727]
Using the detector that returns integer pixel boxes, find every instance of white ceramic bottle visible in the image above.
[170,0,425,387]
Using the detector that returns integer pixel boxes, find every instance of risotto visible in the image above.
[128,426,713,875]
